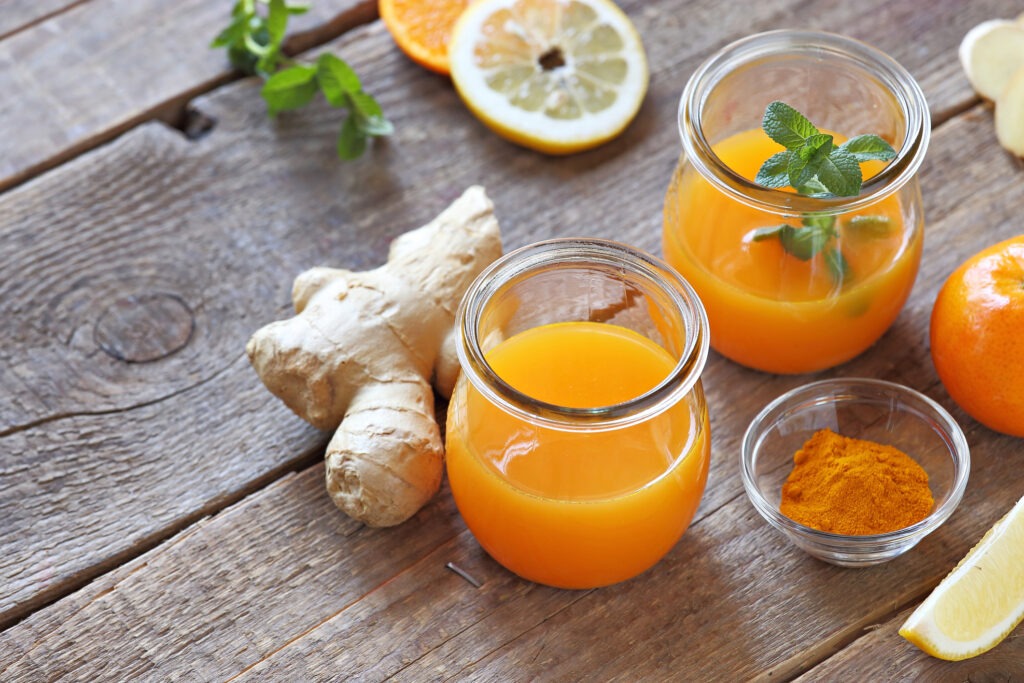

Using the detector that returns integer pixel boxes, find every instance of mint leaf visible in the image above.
[262,64,318,115]
[816,147,862,197]
[349,92,393,136]
[256,46,283,75]
[796,133,834,161]
[358,113,395,137]
[762,101,819,149]
[266,0,288,45]
[211,15,247,48]
[839,135,897,163]
[796,177,830,196]
[317,53,362,106]
[337,115,367,160]
[755,151,794,188]
[788,134,834,189]
[213,0,391,160]
[802,212,836,232]
[824,248,851,284]
[845,215,892,237]
[783,225,833,261]
[751,223,833,261]
[229,42,262,74]
[750,224,796,242]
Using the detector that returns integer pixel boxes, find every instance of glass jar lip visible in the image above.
[678,29,931,215]
[455,238,710,432]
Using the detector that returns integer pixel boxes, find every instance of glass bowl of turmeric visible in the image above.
[741,378,970,567]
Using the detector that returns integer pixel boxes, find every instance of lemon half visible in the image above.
[448,0,649,154]
[899,494,1024,661]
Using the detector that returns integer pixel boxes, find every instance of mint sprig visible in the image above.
[751,213,855,284]
[754,101,895,197]
[211,0,392,159]
[751,101,897,287]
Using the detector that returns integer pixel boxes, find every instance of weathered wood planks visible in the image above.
[0,0,375,192]
[3,0,1024,678]
[0,0,84,40]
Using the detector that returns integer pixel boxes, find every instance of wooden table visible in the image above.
[2,0,1023,679]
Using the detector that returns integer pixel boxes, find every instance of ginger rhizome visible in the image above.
[247,186,503,526]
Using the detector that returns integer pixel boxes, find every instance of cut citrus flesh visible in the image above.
[899,494,1024,661]
[448,0,649,154]
[379,0,471,74]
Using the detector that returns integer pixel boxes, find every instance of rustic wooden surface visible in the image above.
[2,0,1024,679]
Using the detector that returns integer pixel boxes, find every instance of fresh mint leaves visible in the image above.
[754,101,895,197]
[752,101,898,286]
[211,0,306,75]
[751,213,849,283]
[751,220,833,262]
[211,0,392,159]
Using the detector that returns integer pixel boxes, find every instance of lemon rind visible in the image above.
[449,0,649,153]
[899,494,1024,661]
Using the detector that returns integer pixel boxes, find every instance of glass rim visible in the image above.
[678,29,932,216]
[740,377,970,546]
[455,237,710,432]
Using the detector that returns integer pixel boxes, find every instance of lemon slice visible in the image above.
[899,494,1024,661]
[448,0,649,154]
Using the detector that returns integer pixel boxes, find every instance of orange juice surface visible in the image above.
[445,321,710,589]
[663,128,922,373]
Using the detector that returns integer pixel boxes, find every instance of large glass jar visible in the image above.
[663,30,930,374]
[446,239,710,589]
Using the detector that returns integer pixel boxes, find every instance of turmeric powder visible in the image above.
[780,429,934,535]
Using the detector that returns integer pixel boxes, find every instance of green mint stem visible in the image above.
[211,0,391,160]
[752,101,898,285]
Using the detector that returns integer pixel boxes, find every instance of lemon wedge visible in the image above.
[448,0,649,154]
[899,494,1024,660]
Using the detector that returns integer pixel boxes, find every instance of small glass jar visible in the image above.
[663,30,930,374]
[446,239,711,589]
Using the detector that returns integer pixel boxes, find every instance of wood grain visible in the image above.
[0,0,85,40]
[2,0,1024,679]
[794,607,1024,680]
[0,466,467,681]
[0,0,375,192]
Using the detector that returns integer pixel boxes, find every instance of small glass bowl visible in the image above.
[741,378,970,567]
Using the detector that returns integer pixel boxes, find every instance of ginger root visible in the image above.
[959,18,1024,157]
[997,65,1024,157]
[246,186,502,526]
[959,19,1024,102]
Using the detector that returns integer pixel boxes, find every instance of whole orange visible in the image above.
[930,235,1024,437]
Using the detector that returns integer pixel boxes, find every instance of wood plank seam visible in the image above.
[0,521,210,679]
[432,589,596,681]
[220,526,471,682]
[0,410,325,632]
[0,1,379,195]
[0,0,93,42]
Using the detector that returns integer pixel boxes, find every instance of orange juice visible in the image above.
[663,127,923,373]
[446,321,710,589]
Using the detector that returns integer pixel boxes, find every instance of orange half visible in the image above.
[379,0,471,74]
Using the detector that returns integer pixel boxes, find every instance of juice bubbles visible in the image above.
[664,31,931,374]
[446,322,710,588]
[664,128,922,373]
[447,239,711,589]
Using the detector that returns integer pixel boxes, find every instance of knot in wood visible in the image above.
[93,293,194,363]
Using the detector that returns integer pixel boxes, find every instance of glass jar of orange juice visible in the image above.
[663,31,930,374]
[446,239,711,589]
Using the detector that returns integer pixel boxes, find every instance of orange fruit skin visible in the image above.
[930,235,1024,437]
[379,0,470,75]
